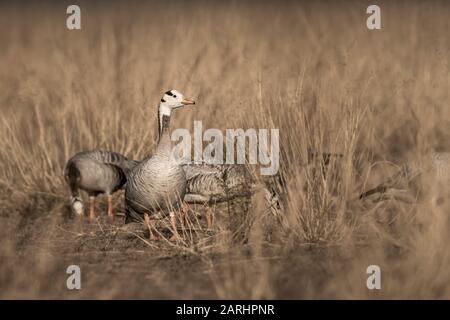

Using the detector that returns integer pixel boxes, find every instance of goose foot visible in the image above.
[144,213,157,241]
[149,233,158,241]
[169,234,181,241]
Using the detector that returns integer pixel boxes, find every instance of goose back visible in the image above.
[183,163,254,204]
[64,150,137,196]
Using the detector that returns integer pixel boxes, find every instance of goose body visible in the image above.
[183,163,254,204]
[124,89,195,239]
[181,162,282,228]
[64,150,138,219]
[125,144,187,222]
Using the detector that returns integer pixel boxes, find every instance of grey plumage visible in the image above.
[183,162,255,204]
[63,150,139,216]
[124,135,187,222]
[181,162,272,229]
[124,90,194,226]
[125,159,264,208]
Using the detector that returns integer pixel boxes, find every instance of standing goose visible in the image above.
[64,150,139,220]
[125,89,195,240]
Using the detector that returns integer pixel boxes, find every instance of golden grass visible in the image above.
[0,0,449,299]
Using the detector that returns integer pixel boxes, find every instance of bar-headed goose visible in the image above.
[125,89,195,240]
[64,150,139,220]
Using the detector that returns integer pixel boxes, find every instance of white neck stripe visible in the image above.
[159,103,171,134]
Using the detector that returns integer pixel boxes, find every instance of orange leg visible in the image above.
[106,195,113,221]
[169,212,181,241]
[89,196,96,221]
[205,205,214,230]
[180,201,190,228]
[144,213,157,241]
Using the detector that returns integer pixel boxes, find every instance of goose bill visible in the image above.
[181,98,195,105]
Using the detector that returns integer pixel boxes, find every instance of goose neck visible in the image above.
[157,103,172,146]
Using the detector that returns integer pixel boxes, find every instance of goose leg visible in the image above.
[89,196,96,221]
[144,213,157,241]
[205,205,214,230]
[180,201,190,228]
[106,195,113,221]
[169,212,181,241]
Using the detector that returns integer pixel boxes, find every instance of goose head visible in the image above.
[70,196,84,216]
[160,89,195,110]
[158,89,195,130]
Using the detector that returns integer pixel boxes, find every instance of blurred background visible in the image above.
[0,0,449,299]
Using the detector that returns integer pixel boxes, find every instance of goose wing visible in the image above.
[85,150,140,177]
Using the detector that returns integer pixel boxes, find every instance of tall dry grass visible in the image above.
[0,0,449,299]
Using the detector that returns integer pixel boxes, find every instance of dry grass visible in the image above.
[0,0,449,299]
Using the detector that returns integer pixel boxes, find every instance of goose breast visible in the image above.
[126,155,187,217]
